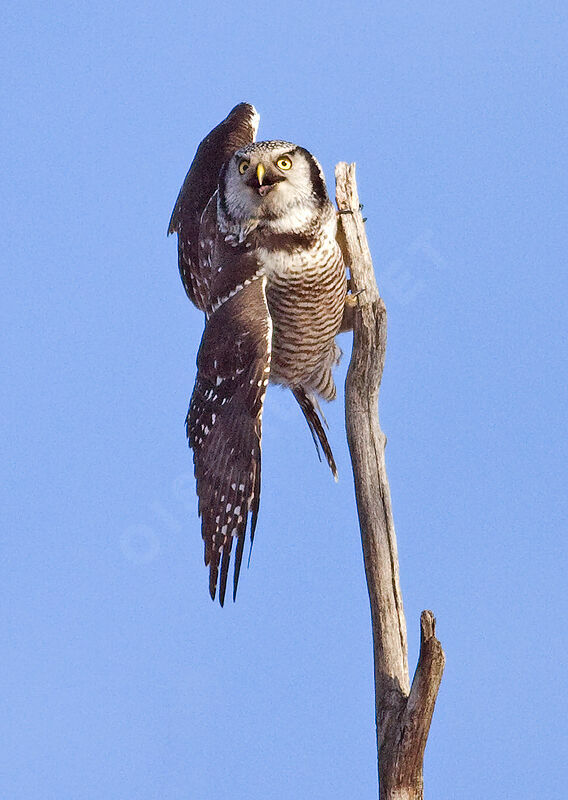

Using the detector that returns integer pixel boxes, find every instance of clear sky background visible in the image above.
[2,1,567,798]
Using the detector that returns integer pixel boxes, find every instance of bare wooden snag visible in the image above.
[335,162,445,800]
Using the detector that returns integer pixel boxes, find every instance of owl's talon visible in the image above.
[345,288,365,307]
[340,289,365,331]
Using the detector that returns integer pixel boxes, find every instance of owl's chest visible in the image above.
[256,240,346,338]
[255,239,336,286]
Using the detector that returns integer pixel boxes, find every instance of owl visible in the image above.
[168,103,348,605]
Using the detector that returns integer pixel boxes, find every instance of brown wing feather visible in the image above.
[168,103,259,310]
[187,275,271,605]
[194,193,219,313]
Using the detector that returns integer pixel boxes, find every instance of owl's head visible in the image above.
[218,140,330,234]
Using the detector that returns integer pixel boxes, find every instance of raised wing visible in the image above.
[187,253,271,605]
[168,102,259,310]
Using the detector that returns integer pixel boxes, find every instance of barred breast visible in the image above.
[261,237,347,402]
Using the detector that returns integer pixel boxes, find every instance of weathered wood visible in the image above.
[335,162,445,800]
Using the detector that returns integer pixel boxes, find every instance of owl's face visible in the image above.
[219,141,329,234]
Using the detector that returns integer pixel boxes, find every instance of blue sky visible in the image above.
[2,1,567,798]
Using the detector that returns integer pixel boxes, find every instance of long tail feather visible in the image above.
[292,387,338,481]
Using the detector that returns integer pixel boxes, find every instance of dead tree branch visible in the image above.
[335,162,445,800]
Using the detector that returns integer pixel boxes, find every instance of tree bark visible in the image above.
[335,163,445,800]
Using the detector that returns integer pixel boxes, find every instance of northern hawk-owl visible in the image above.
[168,103,349,604]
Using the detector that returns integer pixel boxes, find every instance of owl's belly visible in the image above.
[262,244,347,392]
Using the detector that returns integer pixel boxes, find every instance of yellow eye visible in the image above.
[238,159,249,175]
[276,156,292,171]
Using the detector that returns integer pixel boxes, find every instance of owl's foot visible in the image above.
[340,289,365,331]
[345,289,364,307]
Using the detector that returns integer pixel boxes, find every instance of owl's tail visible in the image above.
[292,386,338,481]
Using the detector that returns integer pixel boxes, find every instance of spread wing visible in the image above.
[168,102,259,310]
[187,249,271,605]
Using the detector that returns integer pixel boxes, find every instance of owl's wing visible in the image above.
[168,102,259,310]
[187,254,271,605]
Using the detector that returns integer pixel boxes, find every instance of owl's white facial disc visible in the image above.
[219,141,329,236]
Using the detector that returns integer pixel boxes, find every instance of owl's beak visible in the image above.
[245,160,283,195]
